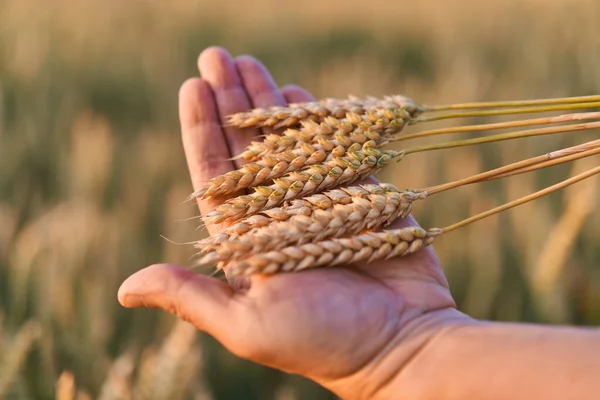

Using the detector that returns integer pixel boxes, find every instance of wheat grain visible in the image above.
[197,183,401,249]
[201,192,418,263]
[193,138,380,199]
[238,108,409,161]
[203,148,402,224]
[198,189,425,263]
[191,109,411,199]
[226,226,440,276]
[227,95,420,129]
[195,93,600,277]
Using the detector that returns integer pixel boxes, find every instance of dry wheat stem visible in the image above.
[203,148,402,224]
[196,103,600,201]
[227,226,439,276]
[489,146,600,180]
[194,93,600,276]
[412,101,600,124]
[225,163,600,276]
[199,120,599,224]
[197,183,404,249]
[423,139,600,195]
[227,95,420,129]
[422,94,600,111]
[441,164,600,233]
[238,108,409,162]
[198,190,425,264]
[0,321,41,397]
[225,141,600,259]
[200,140,600,256]
[397,111,600,143]
[402,121,600,155]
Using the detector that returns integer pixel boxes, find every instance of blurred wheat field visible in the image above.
[1,0,599,398]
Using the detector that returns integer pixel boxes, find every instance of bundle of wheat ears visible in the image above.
[189,94,600,276]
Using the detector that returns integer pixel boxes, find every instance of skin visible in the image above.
[118,47,600,400]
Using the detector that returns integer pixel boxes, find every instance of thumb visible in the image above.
[118,264,237,338]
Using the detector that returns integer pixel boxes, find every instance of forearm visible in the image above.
[389,315,600,400]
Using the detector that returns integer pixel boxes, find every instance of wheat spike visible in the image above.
[238,108,410,161]
[199,183,404,247]
[226,226,439,276]
[227,95,420,129]
[0,321,41,397]
[203,148,403,224]
[197,183,401,249]
[198,189,425,263]
[194,137,382,199]
[194,93,600,277]
[56,371,76,400]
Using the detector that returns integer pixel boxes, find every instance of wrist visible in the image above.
[325,307,475,400]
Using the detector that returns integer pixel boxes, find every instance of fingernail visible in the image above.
[119,293,146,308]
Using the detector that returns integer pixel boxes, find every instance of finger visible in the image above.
[236,55,287,136]
[236,55,286,109]
[118,264,238,340]
[179,78,235,236]
[281,84,316,103]
[198,47,258,169]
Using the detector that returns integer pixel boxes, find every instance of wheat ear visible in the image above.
[226,162,600,276]
[238,108,409,162]
[206,138,600,262]
[197,183,402,249]
[193,135,385,199]
[203,148,402,224]
[198,190,425,264]
[227,95,420,129]
[227,226,438,275]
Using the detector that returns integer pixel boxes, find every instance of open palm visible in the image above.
[118,47,459,399]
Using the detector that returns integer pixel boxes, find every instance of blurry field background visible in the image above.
[1,0,600,398]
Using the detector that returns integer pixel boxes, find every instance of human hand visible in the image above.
[118,47,469,399]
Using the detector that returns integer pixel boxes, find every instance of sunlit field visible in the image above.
[1,0,599,398]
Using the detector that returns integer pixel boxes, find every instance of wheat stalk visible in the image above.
[56,371,76,400]
[421,94,600,111]
[200,135,598,253]
[420,139,600,195]
[203,148,402,224]
[201,139,600,266]
[229,93,600,132]
[201,119,600,223]
[191,93,600,277]
[396,111,600,143]
[195,97,600,204]
[401,121,600,155]
[0,321,41,397]
[227,95,420,129]
[198,189,424,264]
[197,109,600,202]
[225,163,600,276]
